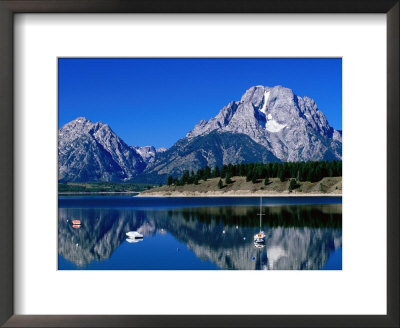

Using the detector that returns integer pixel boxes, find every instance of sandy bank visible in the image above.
[137,191,341,197]
[138,176,342,197]
[59,191,139,195]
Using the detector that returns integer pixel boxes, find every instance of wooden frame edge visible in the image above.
[0,0,14,326]
[386,2,400,326]
[0,1,398,327]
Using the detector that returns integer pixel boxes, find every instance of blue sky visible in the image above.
[58,58,342,148]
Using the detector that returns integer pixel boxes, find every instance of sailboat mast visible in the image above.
[259,197,262,229]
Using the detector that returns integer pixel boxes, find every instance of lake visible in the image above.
[58,196,342,270]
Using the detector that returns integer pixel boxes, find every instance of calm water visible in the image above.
[58,196,342,270]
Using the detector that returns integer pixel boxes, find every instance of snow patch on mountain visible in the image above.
[265,118,286,133]
[131,146,169,164]
[259,90,270,115]
[132,146,156,164]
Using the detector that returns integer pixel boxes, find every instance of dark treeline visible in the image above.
[167,161,342,186]
[58,182,152,193]
[168,206,342,229]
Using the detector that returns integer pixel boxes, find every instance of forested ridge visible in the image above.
[168,161,342,187]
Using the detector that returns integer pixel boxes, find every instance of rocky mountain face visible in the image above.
[187,85,342,162]
[58,117,146,182]
[141,130,280,179]
[131,145,167,164]
[142,85,341,180]
[59,85,341,182]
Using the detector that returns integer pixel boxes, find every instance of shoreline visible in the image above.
[58,191,342,197]
[58,191,139,195]
[136,192,342,198]
[58,191,341,197]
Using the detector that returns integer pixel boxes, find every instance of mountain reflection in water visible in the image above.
[58,198,342,270]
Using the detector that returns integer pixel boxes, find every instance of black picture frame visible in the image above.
[0,1,398,327]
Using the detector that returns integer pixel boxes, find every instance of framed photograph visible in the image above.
[0,1,398,327]
[57,57,343,271]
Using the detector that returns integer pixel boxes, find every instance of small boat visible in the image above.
[126,231,143,239]
[254,232,266,243]
[254,197,266,243]
[254,241,265,248]
[126,237,143,243]
[72,224,81,229]
[72,219,81,225]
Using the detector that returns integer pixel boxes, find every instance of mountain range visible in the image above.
[58,85,342,183]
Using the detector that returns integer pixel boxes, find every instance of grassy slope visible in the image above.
[58,182,154,193]
[140,176,342,196]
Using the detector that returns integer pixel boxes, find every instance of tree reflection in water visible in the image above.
[58,203,342,270]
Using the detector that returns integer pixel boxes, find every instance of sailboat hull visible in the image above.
[254,229,266,243]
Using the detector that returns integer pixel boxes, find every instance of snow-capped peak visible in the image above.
[185,84,341,161]
[74,116,89,124]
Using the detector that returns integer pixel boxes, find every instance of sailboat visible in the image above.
[253,197,266,244]
[126,231,143,239]
[126,231,144,244]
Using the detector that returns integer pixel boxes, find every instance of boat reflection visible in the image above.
[58,203,342,270]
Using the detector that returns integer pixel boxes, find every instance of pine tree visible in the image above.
[306,167,315,182]
[272,162,279,177]
[214,166,220,178]
[261,167,268,179]
[315,164,323,182]
[254,164,263,180]
[204,166,211,180]
[238,163,244,176]
[167,176,173,186]
[289,178,297,191]
[227,163,234,178]
[225,171,232,184]
[218,179,223,189]
[264,175,270,185]
[246,171,252,182]
[337,161,342,176]
[278,167,285,182]
[221,165,227,178]
[197,168,204,180]
[181,170,190,185]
